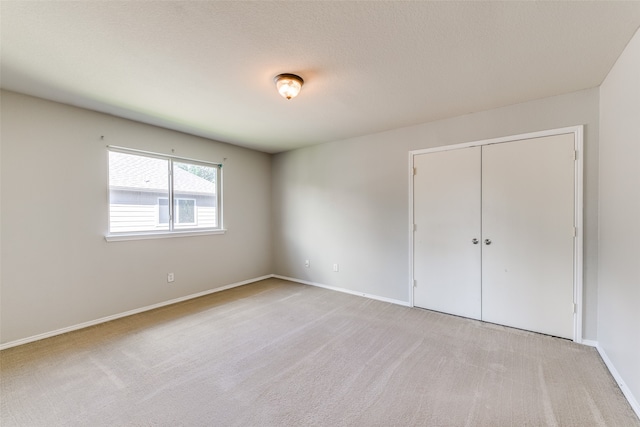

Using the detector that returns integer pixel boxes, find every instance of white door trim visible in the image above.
[408,125,584,343]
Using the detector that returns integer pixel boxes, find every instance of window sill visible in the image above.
[105,229,226,242]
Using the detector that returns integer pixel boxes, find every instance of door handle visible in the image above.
[472,238,479,244]
[484,239,492,245]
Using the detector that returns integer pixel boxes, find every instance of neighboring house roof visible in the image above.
[109,152,216,195]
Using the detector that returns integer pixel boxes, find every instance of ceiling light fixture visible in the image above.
[274,73,304,100]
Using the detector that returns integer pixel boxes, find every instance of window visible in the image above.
[107,148,222,239]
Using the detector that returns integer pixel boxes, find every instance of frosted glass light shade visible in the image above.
[274,73,304,100]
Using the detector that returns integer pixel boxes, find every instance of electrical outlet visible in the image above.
[167,272,175,283]
[333,263,339,272]
[305,259,310,268]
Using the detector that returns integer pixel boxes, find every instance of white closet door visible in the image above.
[481,134,575,339]
[414,147,482,319]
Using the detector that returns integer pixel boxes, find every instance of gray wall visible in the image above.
[598,28,640,407]
[272,88,600,340]
[0,90,272,344]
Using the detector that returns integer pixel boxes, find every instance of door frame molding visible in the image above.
[408,125,584,343]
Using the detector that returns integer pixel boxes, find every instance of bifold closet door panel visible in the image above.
[413,147,481,320]
[481,135,575,339]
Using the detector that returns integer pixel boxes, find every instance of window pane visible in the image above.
[173,162,217,229]
[109,151,170,233]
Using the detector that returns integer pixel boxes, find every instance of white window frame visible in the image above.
[106,146,224,242]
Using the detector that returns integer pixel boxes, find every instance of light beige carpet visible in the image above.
[1,278,638,426]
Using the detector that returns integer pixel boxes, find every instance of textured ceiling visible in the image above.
[2,2,640,153]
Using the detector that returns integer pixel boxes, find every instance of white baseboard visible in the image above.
[595,343,640,420]
[582,339,598,347]
[0,275,272,351]
[272,274,411,307]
